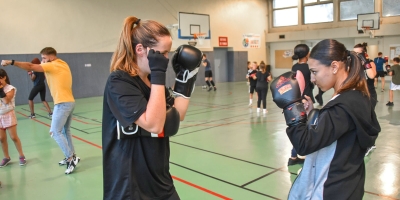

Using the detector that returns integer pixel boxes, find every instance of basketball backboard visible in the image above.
[357,12,380,33]
[178,12,211,39]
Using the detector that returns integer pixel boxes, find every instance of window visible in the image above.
[383,0,400,17]
[273,8,298,27]
[272,0,298,27]
[340,0,374,20]
[304,3,334,24]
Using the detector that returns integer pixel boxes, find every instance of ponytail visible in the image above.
[336,51,369,97]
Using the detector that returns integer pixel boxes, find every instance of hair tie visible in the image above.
[134,19,141,25]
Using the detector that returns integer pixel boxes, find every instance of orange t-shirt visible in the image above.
[41,59,74,104]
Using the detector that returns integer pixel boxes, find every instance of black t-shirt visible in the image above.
[102,70,177,200]
[248,70,258,86]
[33,72,45,86]
[292,63,315,103]
[256,71,270,89]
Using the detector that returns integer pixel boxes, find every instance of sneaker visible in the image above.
[386,101,394,106]
[263,109,268,114]
[59,158,68,165]
[256,108,260,113]
[288,157,305,166]
[381,89,384,92]
[214,87,217,91]
[48,113,53,118]
[29,113,36,119]
[0,158,11,167]
[365,147,373,156]
[65,156,80,174]
[19,156,26,166]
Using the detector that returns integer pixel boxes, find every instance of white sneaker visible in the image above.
[257,108,260,113]
[263,109,268,114]
[59,158,68,165]
[65,156,80,174]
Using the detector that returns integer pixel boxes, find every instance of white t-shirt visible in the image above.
[0,84,16,115]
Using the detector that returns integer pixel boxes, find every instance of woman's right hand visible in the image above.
[147,49,169,85]
[302,95,314,115]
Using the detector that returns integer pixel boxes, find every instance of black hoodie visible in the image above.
[286,90,380,200]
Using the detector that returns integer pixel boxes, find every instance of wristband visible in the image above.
[11,60,15,65]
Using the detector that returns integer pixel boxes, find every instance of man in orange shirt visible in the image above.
[1,47,79,174]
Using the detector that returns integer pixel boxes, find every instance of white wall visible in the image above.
[0,0,268,62]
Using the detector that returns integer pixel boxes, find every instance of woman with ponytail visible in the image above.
[102,16,187,200]
[286,39,380,199]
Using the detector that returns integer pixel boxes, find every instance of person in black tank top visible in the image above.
[354,43,377,155]
[288,44,313,165]
[27,58,52,118]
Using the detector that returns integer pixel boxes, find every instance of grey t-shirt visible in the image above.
[392,64,400,85]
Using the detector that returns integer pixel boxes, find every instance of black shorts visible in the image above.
[249,85,256,94]
[28,84,46,101]
[376,71,385,78]
[205,70,213,78]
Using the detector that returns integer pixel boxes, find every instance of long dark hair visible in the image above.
[110,16,171,76]
[292,44,310,60]
[0,69,11,84]
[310,39,369,97]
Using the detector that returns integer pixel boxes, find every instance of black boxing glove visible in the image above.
[270,71,307,126]
[358,52,372,70]
[386,65,394,75]
[147,49,169,85]
[172,45,203,98]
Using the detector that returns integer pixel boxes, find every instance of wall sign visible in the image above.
[219,37,228,46]
[242,33,260,49]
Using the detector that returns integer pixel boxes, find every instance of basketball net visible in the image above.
[194,33,206,45]
[362,26,374,38]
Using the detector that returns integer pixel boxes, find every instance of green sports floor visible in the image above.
[0,82,399,200]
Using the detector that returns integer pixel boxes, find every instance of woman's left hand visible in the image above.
[302,95,314,115]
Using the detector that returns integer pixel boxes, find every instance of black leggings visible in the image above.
[256,87,268,109]
[28,84,46,101]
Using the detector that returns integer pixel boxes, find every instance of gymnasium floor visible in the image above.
[0,81,399,200]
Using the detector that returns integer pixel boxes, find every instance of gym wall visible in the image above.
[0,0,266,105]
[0,0,267,61]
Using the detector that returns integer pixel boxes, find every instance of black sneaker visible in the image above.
[65,156,80,174]
[288,157,305,166]
[386,101,394,106]
[365,145,376,156]
[214,87,217,91]
[207,87,212,92]
[28,113,36,119]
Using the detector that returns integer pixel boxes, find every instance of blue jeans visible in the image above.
[50,102,75,158]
